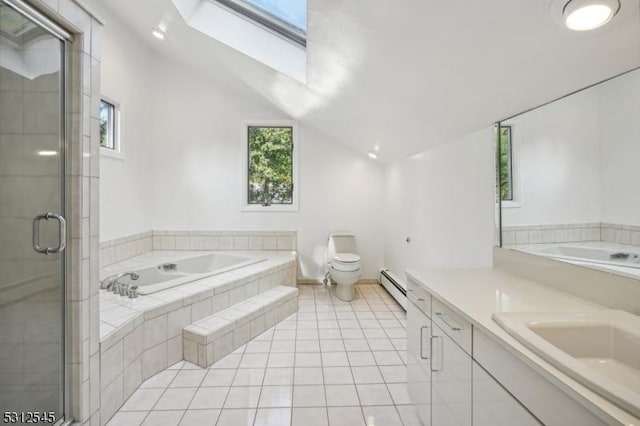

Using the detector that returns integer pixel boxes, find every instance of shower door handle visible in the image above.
[33,212,67,255]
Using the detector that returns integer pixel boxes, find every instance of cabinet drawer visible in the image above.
[432,297,472,355]
[407,277,431,318]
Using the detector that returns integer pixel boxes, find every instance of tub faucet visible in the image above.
[100,272,139,290]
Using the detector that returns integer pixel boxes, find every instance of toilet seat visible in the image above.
[330,253,361,272]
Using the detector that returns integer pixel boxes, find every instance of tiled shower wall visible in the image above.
[30,0,103,424]
[100,230,298,267]
[501,222,640,247]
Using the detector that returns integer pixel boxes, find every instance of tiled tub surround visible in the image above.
[184,286,299,368]
[108,284,416,426]
[503,222,640,247]
[100,230,297,267]
[98,251,297,424]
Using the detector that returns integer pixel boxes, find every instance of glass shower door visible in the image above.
[0,2,66,422]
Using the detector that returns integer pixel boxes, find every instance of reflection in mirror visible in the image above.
[498,67,640,280]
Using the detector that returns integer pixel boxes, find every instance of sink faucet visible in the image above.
[100,272,140,290]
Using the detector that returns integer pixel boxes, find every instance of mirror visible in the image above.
[498,67,640,280]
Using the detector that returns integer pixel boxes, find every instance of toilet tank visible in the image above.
[328,233,358,259]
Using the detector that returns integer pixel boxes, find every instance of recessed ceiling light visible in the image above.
[367,151,378,159]
[563,0,619,30]
[38,150,58,156]
[152,28,165,39]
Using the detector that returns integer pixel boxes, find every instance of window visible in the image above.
[241,121,298,211]
[214,0,306,46]
[499,125,513,201]
[99,98,122,158]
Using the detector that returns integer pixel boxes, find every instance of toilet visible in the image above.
[326,233,361,301]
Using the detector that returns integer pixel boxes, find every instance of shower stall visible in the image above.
[0,1,70,423]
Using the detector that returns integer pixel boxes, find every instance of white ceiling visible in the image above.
[93,0,640,162]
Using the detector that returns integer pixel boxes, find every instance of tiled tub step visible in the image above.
[183,285,298,368]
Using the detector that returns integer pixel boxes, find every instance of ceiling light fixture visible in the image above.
[152,28,165,39]
[562,0,620,30]
[37,150,58,156]
[367,151,378,159]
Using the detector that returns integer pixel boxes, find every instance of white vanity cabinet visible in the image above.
[407,282,432,425]
[407,276,543,426]
[473,361,542,426]
[431,320,472,426]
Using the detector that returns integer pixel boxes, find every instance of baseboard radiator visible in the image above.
[378,269,407,310]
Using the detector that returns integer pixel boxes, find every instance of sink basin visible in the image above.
[493,310,640,418]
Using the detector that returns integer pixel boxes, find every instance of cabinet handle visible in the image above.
[430,335,444,372]
[419,326,429,360]
[435,312,462,331]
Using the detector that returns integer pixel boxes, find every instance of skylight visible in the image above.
[172,0,307,82]
[215,0,306,46]
[245,0,306,31]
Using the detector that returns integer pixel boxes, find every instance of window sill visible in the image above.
[242,204,298,213]
[100,147,124,161]
[502,200,521,209]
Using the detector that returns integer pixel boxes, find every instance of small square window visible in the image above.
[99,98,122,158]
[241,121,299,211]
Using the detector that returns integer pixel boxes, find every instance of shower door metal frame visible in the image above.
[1,1,73,424]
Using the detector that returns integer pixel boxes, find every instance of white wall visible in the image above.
[599,70,640,226]
[501,89,601,227]
[384,128,495,283]
[147,57,385,280]
[99,9,153,241]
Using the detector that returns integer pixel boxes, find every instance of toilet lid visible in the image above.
[332,253,360,263]
[331,262,361,272]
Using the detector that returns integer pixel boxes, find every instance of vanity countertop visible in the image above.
[405,267,640,426]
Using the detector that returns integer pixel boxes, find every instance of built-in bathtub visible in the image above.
[538,246,640,269]
[108,252,267,294]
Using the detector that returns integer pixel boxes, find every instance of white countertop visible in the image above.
[405,267,640,426]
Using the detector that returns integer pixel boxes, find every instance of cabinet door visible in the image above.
[473,361,542,426]
[431,322,472,426]
[407,300,431,426]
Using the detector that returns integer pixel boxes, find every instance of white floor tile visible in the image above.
[294,367,324,385]
[267,352,295,368]
[201,369,236,387]
[263,367,294,385]
[386,383,411,405]
[140,370,178,389]
[356,384,393,406]
[324,384,360,407]
[269,340,296,353]
[142,410,184,426]
[321,352,349,367]
[292,407,328,426]
[223,386,261,408]
[372,351,403,366]
[254,407,292,426]
[232,368,265,386]
[245,341,271,353]
[107,411,148,426]
[347,352,375,367]
[292,385,326,407]
[327,406,365,426]
[239,353,269,369]
[212,353,242,369]
[179,409,220,426]
[362,405,404,426]
[379,365,406,383]
[121,388,164,412]
[188,387,229,409]
[323,367,354,385]
[396,404,424,426]
[258,385,293,408]
[295,352,322,367]
[154,388,197,410]
[170,370,207,388]
[216,408,256,426]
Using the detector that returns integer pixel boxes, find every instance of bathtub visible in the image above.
[538,246,640,269]
[114,252,267,295]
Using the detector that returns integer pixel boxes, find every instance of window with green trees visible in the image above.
[247,126,294,206]
[99,99,116,150]
[499,125,513,201]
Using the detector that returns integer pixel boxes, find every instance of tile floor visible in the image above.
[108,284,423,426]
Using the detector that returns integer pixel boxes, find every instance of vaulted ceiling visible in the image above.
[92,0,640,162]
